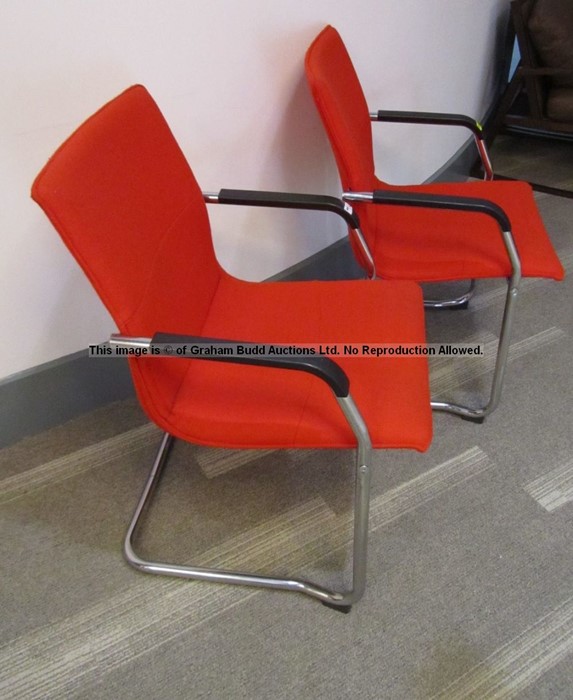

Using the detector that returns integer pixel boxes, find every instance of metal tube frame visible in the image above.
[423,279,476,310]
[342,192,522,422]
[348,225,376,280]
[109,336,373,610]
[474,136,494,181]
[202,191,377,280]
[369,111,495,181]
[431,228,521,421]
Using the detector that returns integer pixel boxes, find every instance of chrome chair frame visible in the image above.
[111,335,373,612]
[107,189,384,611]
[342,189,522,422]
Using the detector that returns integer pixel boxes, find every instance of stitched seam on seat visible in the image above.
[123,196,206,329]
[291,382,315,446]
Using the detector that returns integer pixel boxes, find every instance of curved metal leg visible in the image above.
[431,275,521,422]
[423,279,476,310]
[123,397,373,610]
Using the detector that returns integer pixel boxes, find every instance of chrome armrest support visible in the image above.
[202,189,376,279]
[370,109,493,181]
[343,189,521,283]
[343,189,521,284]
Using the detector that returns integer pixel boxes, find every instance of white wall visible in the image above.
[0,0,509,380]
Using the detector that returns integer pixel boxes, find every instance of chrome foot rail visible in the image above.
[423,279,476,309]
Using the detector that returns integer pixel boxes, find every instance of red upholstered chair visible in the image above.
[32,85,432,611]
[305,25,564,423]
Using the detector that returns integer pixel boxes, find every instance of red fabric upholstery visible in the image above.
[137,276,432,450]
[32,85,432,452]
[360,179,563,281]
[305,26,375,192]
[305,26,565,283]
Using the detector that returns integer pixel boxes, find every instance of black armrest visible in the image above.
[217,189,360,229]
[371,190,511,232]
[151,332,350,398]
[374,110,483,138]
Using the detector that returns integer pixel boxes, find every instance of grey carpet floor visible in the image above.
[1,192,572,699]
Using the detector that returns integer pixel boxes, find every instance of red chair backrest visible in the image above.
[305,26,376,192]
[32,85,223,340]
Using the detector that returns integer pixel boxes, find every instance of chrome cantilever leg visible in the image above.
[344,190,522,423]
[123,397,373,611]
[427,226,521,421]
[431,269,521,422]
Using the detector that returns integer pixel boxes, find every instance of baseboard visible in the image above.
[1,136,476,448]
[0,351,135,449]
[503,124,573,143]
[268,236,365,282]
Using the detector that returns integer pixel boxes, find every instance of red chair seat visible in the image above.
[360,178,565,282]
[132,274,432,451]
